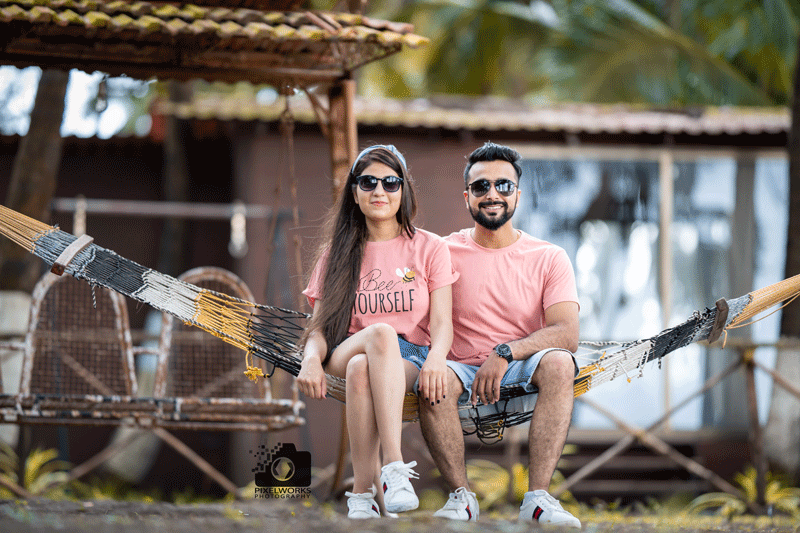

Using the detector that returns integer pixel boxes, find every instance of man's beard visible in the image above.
[469,200,515,230]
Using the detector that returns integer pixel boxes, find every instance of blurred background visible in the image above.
[0,0,798,509]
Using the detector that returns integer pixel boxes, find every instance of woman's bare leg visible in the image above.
[326,325,420,480]
[345,354,380,493]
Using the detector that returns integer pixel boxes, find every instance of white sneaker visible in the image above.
[519,490,581,528]
[345,487,381,519]
[380,460,419,512]
[433,487,479,521]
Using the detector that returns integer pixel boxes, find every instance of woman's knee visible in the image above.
[363,323,399,356]
[346,354,370,391]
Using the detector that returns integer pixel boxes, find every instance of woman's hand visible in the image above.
[418,357,447,405]
[297,326,328,400]
[420,284,453,405]
[297,354,327,399]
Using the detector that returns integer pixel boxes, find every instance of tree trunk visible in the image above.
[764,35,800,482]
[0,69,69,292]
[156,80,192,277]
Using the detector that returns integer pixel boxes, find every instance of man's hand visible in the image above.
[418,357,448,405]
[297,356,327,399]
[471,354,508,406]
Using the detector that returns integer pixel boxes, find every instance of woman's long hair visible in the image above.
[301,146,418,365]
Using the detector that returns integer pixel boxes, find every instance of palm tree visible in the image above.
[367,0,797,105]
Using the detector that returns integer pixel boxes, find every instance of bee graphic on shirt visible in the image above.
[396,267,416,283]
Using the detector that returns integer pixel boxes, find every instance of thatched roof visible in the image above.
[0,0,427,85]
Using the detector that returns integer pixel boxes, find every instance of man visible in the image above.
[419,142,581,528]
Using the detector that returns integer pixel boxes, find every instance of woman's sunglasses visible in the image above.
[354,175,404,193]
[467,179,517,197]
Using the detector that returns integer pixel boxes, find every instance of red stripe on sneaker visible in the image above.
[466,505,472,520]
[372,505,379,515]
[533,506,544,520]
[383,482,388,493]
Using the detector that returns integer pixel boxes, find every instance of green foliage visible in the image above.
[686,466,800,519]
[23,447,71,498]
[0,441,224,504]
[364,0,799,106]
[0,440,20,499]
[69,474,162,502]
[0,441,73,499]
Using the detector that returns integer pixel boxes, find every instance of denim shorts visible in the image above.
[398,335,429,370]
[446,348,578,406]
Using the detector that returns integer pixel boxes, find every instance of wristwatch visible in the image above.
[495,343,513,363]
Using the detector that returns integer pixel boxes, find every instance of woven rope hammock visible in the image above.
[2,204,799,442]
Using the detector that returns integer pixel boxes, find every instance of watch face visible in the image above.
[496,343,512,361]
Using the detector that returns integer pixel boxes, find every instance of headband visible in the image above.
[350,144,407,175]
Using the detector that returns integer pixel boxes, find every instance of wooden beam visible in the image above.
[576,396,762,513]
[554,359,741,498]
[328,78,358,198]
[0,53,347,85]
[152,427,242,498]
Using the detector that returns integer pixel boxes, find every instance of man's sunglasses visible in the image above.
[354,175,404,193]
[467,179,517,197]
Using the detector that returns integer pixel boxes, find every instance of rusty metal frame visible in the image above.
[0,268,305,499]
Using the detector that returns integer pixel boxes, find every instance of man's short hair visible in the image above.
[464,142,523,186]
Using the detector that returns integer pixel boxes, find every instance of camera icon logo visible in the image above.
[253,443,311,487]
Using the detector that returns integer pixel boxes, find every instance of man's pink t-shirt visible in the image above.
[303,228,459,347]
[446,229,579,366]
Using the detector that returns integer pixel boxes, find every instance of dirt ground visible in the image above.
[1,498,798,533]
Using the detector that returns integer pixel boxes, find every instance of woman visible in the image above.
[298,145,457,519]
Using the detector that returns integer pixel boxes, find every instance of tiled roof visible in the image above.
[155,94,790,138]
[0,0,427,84]
[178,1,305,9]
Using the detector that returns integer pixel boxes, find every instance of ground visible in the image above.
[1,499,798,533]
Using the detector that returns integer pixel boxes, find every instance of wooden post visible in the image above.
[658,147,674,424]
[743,348,767,508]
[326,77,357,499]
[328,78,358,197]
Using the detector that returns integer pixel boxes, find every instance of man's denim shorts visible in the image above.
[446,347,579,406]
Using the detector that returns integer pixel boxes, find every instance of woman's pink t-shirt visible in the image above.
[303,228,459,347]
[446,229,579,366]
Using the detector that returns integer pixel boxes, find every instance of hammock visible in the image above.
[2,204,799,442]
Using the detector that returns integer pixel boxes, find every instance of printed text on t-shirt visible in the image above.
[353,268,415,315]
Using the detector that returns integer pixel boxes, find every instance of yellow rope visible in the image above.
[244,350,265,382]
[193,290,267,380]
[193,291,254,347]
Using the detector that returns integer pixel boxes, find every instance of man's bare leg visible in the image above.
[527,349,575,491]
[419,369,469,491]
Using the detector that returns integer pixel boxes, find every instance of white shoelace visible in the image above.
[383,461,419,487]
[443,487,471,508]
[532,491,564,512]
[345,488,377,510]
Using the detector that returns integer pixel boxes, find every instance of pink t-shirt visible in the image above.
[303,228,459,347]
[446,229,579,366]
